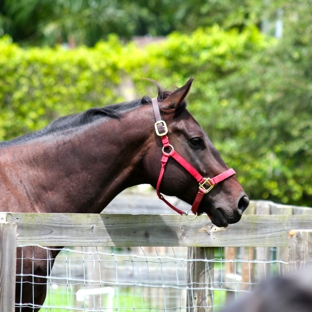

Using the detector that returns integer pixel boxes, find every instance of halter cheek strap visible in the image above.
[152,98,236,217]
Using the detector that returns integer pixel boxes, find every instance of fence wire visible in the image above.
[15,245,289,311]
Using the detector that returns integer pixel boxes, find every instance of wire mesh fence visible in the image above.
[5,199,312,311]
[15,245,290,311]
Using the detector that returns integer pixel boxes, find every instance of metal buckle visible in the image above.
[154,120,168,136]
[199,178,214,194]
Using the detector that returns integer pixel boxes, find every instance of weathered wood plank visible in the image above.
[255,201,271,215]
[288,230,312,271]
[0,222,17,312]
[275,206,293,273]
[187,247,214,312]
[293,207,312,215]
[3,213,312,247]
[270,204,294,215]
[255,202,271,278]
[244,201,256,215]
[241,247,254,290]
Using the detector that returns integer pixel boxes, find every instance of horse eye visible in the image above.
[190,137,204,148]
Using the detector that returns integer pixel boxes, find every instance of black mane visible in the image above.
[0,85,186,147]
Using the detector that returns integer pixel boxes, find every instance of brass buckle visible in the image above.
[154,120,168,136]
[199,178,214,194]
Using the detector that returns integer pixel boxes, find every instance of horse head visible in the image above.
[143,78,249,227]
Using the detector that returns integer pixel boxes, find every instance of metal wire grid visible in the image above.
[15,245,289,311]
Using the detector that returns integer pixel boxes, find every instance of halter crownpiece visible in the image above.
[151,98,236,218]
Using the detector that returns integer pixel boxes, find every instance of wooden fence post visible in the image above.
[255,202,271,278]
[0,219,17,312]
[288,229,312,271]
[187,247,214,312]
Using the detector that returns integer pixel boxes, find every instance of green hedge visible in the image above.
[3,27,310,206]
[0,27,266,140]
[0,35,131,139]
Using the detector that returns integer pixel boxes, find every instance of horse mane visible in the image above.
[0,83,186,147]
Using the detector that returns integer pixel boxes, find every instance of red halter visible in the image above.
[152,98,236,217]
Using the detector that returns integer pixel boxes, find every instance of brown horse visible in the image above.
[0,78,249,311]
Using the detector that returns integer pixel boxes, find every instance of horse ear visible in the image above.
[160,78,194,115]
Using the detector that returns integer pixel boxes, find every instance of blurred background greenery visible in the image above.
[1,0,312,206]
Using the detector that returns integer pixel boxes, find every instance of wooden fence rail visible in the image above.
[1,200,312,311]
[2,212,312,247]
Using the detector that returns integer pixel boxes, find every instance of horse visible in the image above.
[0,78,249,311]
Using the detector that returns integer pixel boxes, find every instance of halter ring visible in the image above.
[162,144,174,155]
[185,209,198,220]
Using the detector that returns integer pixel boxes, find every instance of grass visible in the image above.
[41,285,156,311]
[41,285,229,311]
[214,290,227,311]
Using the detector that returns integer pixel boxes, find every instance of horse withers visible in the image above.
[0,78,249,311]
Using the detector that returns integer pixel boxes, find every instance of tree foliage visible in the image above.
[0,0,182,46]
[0,0,271,46]
[224,1,312,204]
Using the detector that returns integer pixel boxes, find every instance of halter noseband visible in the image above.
[152,98,236,218]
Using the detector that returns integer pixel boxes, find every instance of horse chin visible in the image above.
[207,209,229,228]
[205,208,242,228]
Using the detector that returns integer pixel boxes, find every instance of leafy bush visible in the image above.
[1,25,311,206]
[0,35,128,139]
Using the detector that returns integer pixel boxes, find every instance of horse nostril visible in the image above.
[238,195,249,213]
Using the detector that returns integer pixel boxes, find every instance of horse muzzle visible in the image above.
[207,194,250,227]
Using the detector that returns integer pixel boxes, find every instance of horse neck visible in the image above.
[0,106,154,214]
